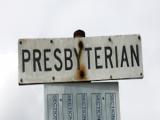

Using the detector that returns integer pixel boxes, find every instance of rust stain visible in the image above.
[75,40,88,81]
[75,64,88,80]
[78,40,84,58]
[78,40,84,50]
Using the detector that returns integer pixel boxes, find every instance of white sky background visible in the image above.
[0,0,160,120]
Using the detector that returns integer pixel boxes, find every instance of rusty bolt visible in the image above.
[80,70,85,79]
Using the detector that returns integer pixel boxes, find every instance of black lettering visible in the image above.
[44,49,52,71]
[22,49,30,72]
[130,45,140,66]
[95,47,103,69]
[64,49,73,70]
[85,47,92,69]
[74,48,80,69]
[33,49,42,72]
[115,46,118,68]
[121,46,129,67]
[104,47,113,68]
[54,48,63,71]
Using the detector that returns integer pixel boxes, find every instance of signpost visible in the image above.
[18,31,143,120]
[18,35,143,85]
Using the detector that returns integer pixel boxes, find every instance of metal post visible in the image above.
[73,29,85,38]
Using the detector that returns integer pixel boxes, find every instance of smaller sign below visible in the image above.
[18,35,143,85]
[44,82,120,120]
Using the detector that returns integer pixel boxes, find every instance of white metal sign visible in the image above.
[18,35,143,85]
[44,82,120,120]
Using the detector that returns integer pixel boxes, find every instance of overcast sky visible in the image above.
[0,0,160,120]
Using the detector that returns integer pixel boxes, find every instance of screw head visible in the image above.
[138,35,141,40]
[19,41,22,45]
[52,76,55,80]
[108,37,111,42]
[50,40,53,44]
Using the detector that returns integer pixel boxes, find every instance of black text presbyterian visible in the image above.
[21,45,140,72]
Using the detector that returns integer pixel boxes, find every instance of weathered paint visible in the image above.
[18,35,143,85]
[75,64,88,80]
[75,40,88,80]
